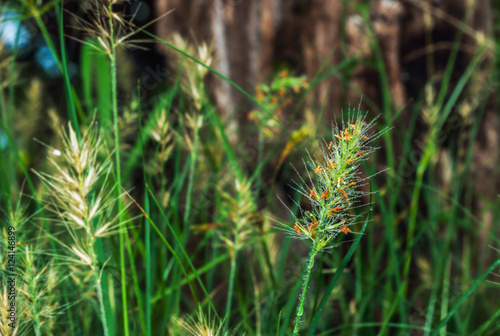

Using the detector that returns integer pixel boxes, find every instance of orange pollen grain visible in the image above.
[347,182,356,187]
[272,97,278,104]
[294,225,301,236]
[314,165,322,173]
[362,136,368,140]
[279,89,286,97]
[334,134,342,140]
[328,141,333,149]
[357,150,365,157]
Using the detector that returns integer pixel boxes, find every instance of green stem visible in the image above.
[33,299,42,336]
[293,244,317,335]
[183,117,201,229]
[87,215,109,336]
[145,196,151,336]
[94,262,110,336]
[108,3,128,334]
[225,250,238,330]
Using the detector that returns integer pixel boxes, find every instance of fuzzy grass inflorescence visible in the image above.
[177,307,239,336]
[273,110,387,335]
[33,123,126,336]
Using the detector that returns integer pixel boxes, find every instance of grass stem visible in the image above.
[94,261,110,336]
[293,243,317,335]
[225,250,238,330]
[108,2,128,333]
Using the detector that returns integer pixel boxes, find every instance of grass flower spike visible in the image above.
[33,123,125,336]
[276,111,386,335]
[178,307,236,336]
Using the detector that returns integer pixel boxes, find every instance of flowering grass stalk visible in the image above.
[217,178,259,329]
[34,123,126,336]
[71,1,138,330]
[178,307,235,336]
[273,111,386,334]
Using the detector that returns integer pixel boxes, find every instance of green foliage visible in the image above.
[0,1,499,336]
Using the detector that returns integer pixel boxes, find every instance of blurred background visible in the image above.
[1,0,500,335]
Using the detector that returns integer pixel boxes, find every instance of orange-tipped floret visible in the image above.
[357,150,365,157]
[308,224,313,233]
[328,206,343,217]
[314,165,322,174]
[328,160,337,170]
[346,157,358,164]
[337,177,345,187]
[328,141,333,149]
[338,189,349,203]
[309,189,319,200]
[319,189,329,200]
[294,224,301,236]
[340,225,352,235]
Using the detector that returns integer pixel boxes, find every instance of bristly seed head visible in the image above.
[33,122,128,271]
[272,110,388,253]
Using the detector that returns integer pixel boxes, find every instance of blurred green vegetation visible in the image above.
[0,0,499,335]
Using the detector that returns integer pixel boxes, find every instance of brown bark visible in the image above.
[301,0,343,118]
